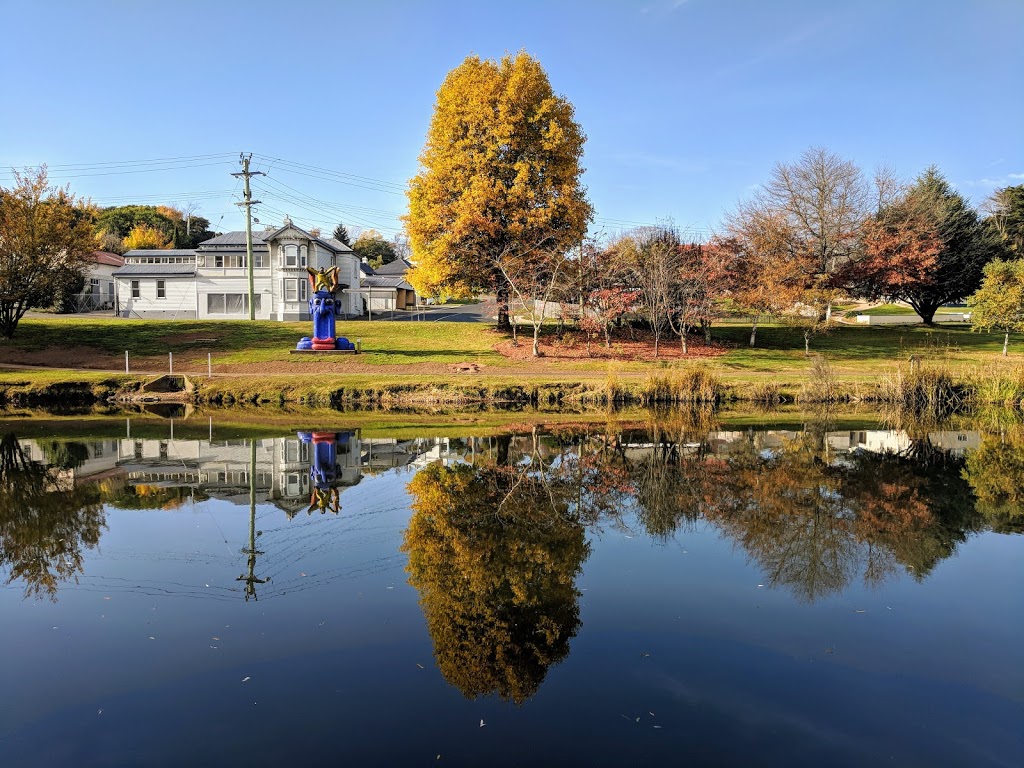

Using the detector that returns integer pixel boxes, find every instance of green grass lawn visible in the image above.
[5,316,507,366]
[1,316,1020,390]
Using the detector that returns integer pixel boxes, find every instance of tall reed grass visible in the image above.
[640,366,721,405]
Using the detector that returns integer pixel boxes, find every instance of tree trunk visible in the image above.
[604,326,611,348]
[681,328,688,354]
[1004,331,1009,357]
[804,329,811,356]
[0,301,23,339]
[749,316,758,347]
[910,299,939,325]
[495,281,511,331]
[702,319,712,343]
[825,302,832,322]
[532,324,541,357]
[653,327,660,358]
[511,321,518,346]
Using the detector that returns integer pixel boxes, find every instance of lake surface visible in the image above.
[1,415,1021,767]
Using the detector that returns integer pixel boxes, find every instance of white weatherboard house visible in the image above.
[112,218,362,320]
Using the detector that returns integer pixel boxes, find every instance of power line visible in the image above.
[0,152,237,172]
[0,159,236,180]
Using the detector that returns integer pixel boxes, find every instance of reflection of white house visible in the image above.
[112,218,362,320]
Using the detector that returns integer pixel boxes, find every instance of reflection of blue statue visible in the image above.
[296,267,356,351]
[298,431,351,514]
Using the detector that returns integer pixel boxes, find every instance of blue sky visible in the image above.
[1,0,1020,240]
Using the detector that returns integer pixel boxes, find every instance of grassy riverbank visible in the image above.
[1,316,1021,408]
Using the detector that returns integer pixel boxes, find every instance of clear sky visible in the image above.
[1,0,1021,241]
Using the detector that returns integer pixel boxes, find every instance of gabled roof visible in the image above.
[322,237,355,254]
[259,223,311,242]
[91,250,124,267]
[374,257,413,276]
[358,262,375,276]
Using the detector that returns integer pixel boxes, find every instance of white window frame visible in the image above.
[284,278,308,303]
[131,280,140,299]
[206,293,261,315]
[156,280,166,299]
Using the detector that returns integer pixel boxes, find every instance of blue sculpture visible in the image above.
[297,431,351,514]
[296,267,356,351]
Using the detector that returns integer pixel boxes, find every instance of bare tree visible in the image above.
[757,146,871,319]
[491,238,566,357]
[620,226,681,358]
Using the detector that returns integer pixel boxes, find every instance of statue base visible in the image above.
[289,349,357,354]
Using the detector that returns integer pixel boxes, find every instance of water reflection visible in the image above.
[403,457,589,704]
[0,433,106,600]
[0,419,1021,609]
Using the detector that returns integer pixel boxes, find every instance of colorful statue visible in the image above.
[297,431,351,515]
[296,267,356,351]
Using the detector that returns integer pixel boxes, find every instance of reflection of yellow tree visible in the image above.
[0,434,106,600]
[402,461,589,704]
[963,432,1024,534]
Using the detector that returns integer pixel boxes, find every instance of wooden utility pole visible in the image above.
[232,154,264,320]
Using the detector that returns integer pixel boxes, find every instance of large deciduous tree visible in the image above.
[0,168,97,338]
[405,52,592,328]
[849,167,991,324]
[756,146,871,318]
[968,258,1024,356]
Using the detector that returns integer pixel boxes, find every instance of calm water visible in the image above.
[0,417,1021,767]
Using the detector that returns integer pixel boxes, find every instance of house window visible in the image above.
[156,280,166,299]
[207,294,261,314]
[299,245,307,266]
[253,252,264,268]
[214,254,246,268]
[284,245,298,267]
[284,278,307,303]
[89,278,99,294]
[131,280,140,299]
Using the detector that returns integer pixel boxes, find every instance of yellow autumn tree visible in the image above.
[405,51,592,328]
[122,223,170,251]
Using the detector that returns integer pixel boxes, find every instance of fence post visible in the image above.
[208,352,212,379]
[169,352,173,374]
[125,350,129,373]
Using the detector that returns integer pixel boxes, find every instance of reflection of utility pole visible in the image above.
[237,440,268,601]
[232,154,264,321]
